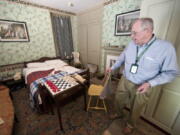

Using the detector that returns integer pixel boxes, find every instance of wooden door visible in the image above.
[77,6,102,68]
[140,0,180,133]
[78,25,88,65]
[87,22,101,65]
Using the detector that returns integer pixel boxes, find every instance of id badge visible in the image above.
[130,64,138,74]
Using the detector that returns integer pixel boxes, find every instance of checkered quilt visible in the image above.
[29,71,68,108]
[44,76,78,96]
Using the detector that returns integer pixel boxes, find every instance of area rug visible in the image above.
[11,79,163,135]
[12,86,116,135]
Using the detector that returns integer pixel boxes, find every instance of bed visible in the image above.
[23,57,90,130]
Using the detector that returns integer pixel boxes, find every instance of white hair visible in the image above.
[134,18,154,31]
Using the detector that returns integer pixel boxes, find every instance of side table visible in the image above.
[62,57,73,65]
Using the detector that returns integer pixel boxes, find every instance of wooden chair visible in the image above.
[87,72,111,112]
[87,84,107,112]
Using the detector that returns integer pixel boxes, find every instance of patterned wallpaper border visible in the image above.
[2,0,75,16]
[104,0,119,6]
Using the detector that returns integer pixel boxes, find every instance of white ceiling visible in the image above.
[22,0,104,14]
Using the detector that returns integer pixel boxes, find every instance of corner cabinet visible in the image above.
[140,0,180,134]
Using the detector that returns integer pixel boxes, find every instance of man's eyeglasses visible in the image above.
[131,29,146,36]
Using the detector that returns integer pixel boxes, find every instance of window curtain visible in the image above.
[51,13,74,59]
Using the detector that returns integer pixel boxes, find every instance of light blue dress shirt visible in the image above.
[111,35,179,87]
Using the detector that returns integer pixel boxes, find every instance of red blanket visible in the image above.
[27,69,54,86]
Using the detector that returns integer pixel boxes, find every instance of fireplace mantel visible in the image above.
[101,46,124,73]
[102,46,124,52]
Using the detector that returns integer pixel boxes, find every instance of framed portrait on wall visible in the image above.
[0,19,29,42]
[114,9,140,36]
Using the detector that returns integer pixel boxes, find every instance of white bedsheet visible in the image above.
[23,65,81,84]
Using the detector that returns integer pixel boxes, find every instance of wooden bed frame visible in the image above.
[24,56,61,67]
[25,57,90,131]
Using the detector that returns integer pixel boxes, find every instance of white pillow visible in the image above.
[45,59,68,66]
[27,62,47,68]
[55,66,80,74]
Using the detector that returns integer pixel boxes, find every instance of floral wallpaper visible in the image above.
[0,0,143,75]
[0,0,56,66]
[100,0,143,72]
[0,0,78,79]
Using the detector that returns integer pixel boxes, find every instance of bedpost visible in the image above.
[86,68,90,87]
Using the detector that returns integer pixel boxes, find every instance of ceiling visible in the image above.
[22,0,104,14]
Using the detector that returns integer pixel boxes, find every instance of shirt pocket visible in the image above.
[143,56,160,71]
[125,55,135,72]
[125,54,134,65]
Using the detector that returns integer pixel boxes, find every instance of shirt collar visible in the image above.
[147,34,156,46]
[138,34,156,48]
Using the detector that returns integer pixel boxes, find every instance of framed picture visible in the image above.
[0,19,29,42]
[114,9,140,36]
[105,52,123,79]
[104,50,121,70]
[106,54,119,69]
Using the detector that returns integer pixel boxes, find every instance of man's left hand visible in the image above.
[137,82,151,93]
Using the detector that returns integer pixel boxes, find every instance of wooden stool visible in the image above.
[87,84,107,112]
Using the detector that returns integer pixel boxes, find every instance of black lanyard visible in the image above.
[135,38,156,64]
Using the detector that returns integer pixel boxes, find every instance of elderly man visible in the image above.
[108,18,178,134]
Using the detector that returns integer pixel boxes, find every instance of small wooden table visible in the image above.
[0,77,24,91]
[39,82,87,131]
